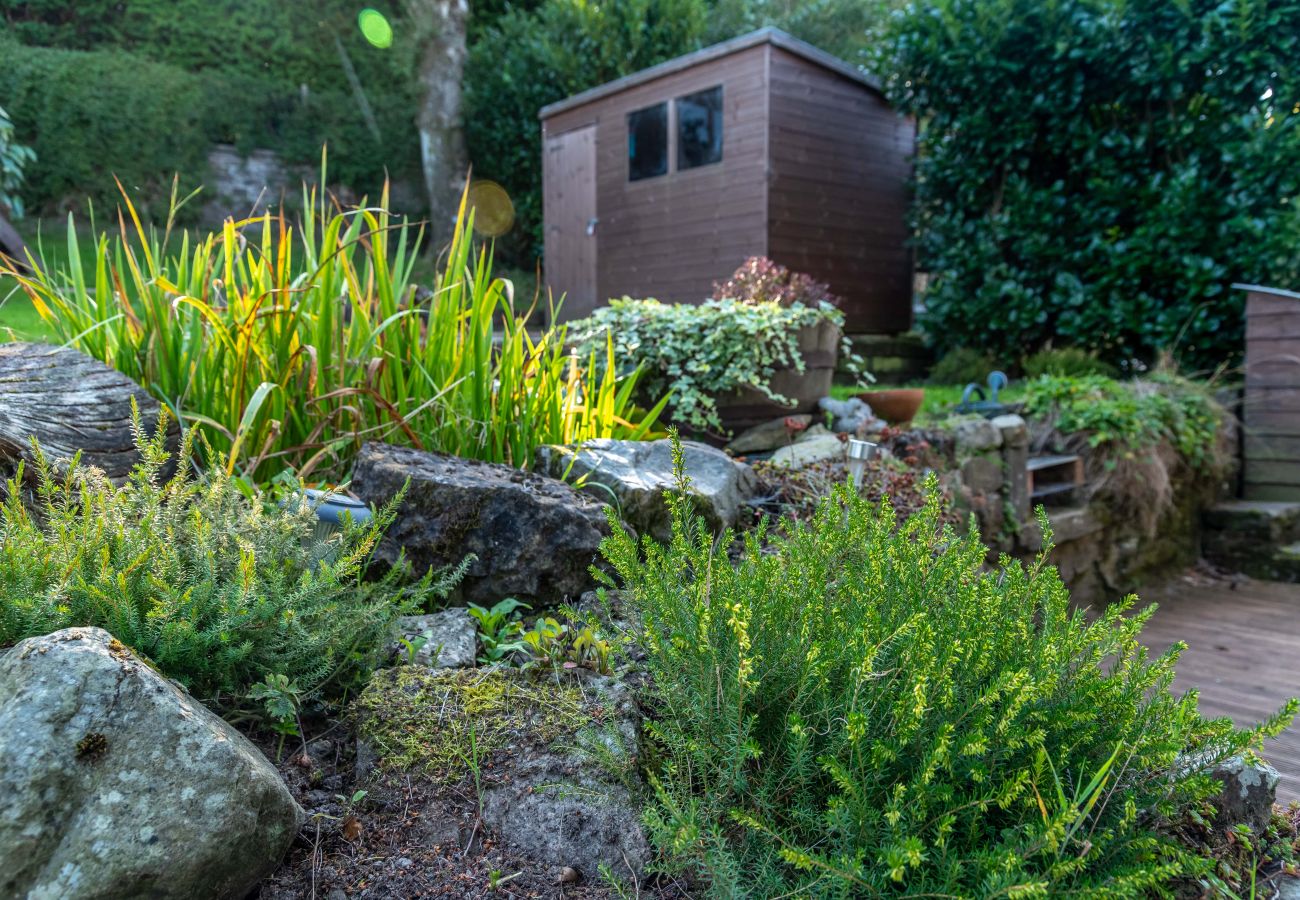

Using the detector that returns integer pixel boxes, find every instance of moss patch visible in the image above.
[354,667,587,780]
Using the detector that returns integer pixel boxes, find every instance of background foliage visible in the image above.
[887,0,1300,371]
[0,0,419,216]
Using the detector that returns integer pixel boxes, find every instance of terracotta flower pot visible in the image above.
[858,388,925,425]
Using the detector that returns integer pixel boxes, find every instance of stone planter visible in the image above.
[713,318,840,433]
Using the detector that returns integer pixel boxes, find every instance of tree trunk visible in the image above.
[410,0,469,251]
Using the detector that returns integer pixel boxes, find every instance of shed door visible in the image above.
[543,125,597,320]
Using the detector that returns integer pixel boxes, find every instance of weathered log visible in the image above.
[0,342,178,485]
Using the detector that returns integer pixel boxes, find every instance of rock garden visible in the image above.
[1,192,1299,900]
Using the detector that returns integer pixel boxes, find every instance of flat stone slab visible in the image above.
[392,609,477,668]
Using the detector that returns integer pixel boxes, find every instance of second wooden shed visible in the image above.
[539,28,914,334]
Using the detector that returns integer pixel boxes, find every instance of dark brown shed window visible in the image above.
[628,102,668,181]
[676,86,723,170]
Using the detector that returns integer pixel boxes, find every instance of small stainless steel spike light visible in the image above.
[846,438,879,490]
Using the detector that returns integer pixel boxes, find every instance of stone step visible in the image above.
[1203,500,1300,542]
[1202,501,1300,582]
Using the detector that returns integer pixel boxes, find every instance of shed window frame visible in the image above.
[627,102,669,182]
[675,85,724,171]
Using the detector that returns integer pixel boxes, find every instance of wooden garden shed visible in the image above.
[539,28,914,334]
[1237,284,1300,500]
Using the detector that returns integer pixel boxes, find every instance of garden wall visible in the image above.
[892,414,1230,605]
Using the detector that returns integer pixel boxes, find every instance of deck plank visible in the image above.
[1136,578,1300,801]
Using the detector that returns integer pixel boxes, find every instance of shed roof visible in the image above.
[539,27,884,120]
[1234,283,1300,302]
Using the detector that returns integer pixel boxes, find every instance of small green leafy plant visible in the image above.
[520,616,613,674]
[598,432,1295,896]
[468,598,530,664]
[0,409,459,711]
[0,103,34,219]
[570,296,851,433]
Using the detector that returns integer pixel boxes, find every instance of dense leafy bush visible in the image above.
[4,185,663,480]
[1022,347,1118,381]
[463,0,709,262]
[1022,374,1221,470]
[600,439,1294,896]
[887,0,1300,370]
[569,296,846,432]
[0,103,33,218]
[0,413,458,709]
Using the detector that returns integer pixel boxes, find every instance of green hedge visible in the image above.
[0,38,211,217]
[0,9,420,218]
[886,0,1300,371]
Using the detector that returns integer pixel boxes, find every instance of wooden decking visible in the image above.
[1138,576,1300,801]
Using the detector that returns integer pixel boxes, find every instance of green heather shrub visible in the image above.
[599,437,1294,896]
[1022,347,1118,381]
[0,412,461,709]
[569,295,852,433]
[1022,373,1221,469]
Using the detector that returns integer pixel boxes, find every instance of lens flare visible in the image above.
[358,9,393,49]
[467,181,516,237]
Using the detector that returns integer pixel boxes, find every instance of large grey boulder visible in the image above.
[352,442,609,605]
[536,438,758,542]
[0,627,302,900]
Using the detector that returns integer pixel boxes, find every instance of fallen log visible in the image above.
[0,342,178,486]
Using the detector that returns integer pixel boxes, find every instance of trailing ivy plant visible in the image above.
[568,297,844,433]
[599,433,1296,897]
[0,409,465,712]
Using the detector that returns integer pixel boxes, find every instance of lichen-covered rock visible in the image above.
[535,438,757,542]
[725,414,811,454]
[480,673,647,883]
[1211,755,1279,834]
[352,442,609,605]
[0,627,302,900]
[391,608,477,668]
[769,433,845,469]
[355,666,649,883]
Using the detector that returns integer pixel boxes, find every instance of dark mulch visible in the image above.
[251,719,693,900]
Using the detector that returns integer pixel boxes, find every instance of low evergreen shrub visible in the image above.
[0,411,461,710]
[599,437,1294,896]
[1022,373,1221,470]
[926,346,996,386]
[1022,347,1119,380]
